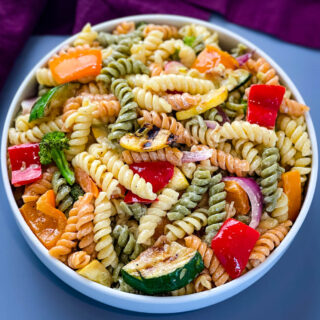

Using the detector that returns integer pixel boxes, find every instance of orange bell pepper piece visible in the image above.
[192,45,239,73]
[281,171,301,221]
[75,167,99,198]
[225,180,250,215]
[49,47,102,84]
[36,190,67,231]
[20,202,62,249]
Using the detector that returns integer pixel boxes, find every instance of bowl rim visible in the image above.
[1,14,318,314]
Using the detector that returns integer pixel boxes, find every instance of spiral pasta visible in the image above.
[88,143,156,200]
[73,23,98,47]
[67,251,91,269]
[249,220,292,268]
[107,78,138,140]
[143,24,178,39]
[15,114,43,132]
[163,92,201,111]
[280,98,309,117]
[49,195,85,260]
[142,30,164,57]
[137,188,179,245]
[138,110,195,146]
[204,173,227,243]
[122,147,183,166]
[113,224,142,264]
[76,193,95,255]
[143,75,214,94]
[167,168,211,221]
[72,152,120,199]
[220,121,278,147]
[232,139,262,175]
[291,152,312,185]
[185,235,229,287]
[9,117,63,145]
[276,131,296,166]
[77,82,108,95]
[178,24,219,47]
[151,39,179,65]
[271,189,289,223]
[36,68,58,87]
[94,192,118,268]
[22,166,56,203]
[209,148,250,177]
[194,270,213,292]
[277,115,311,156]
[64,98,94,160]
[97,58,149,86]
[148,63,163,76]
[185,115,221,148]
[257,212,279,234]
[171,283,195,296]
[119,201,147,221]
[246,57,279,85]
[63,94,120,124]
[260,148,282,213]
[52,171,73,213]
[133,87,172,113]
[113,21,135,35]
[165,208,208,241]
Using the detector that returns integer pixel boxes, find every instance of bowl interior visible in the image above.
[1,14,318,314]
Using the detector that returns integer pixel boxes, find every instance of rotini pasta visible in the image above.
[73,23,98,47]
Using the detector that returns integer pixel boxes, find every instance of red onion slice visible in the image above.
[223,177,263,229]
[182,149,213,163]
[216,106,230,124]
[236,52,253,66]
[204,120,218,129]
[21,97,39,115]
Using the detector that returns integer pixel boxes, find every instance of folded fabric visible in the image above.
[0,0,319,90]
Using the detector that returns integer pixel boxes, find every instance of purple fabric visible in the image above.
[0,0,320,90]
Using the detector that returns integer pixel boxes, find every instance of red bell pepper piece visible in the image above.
[124,161,174,204]
[247,84,286,128]
[211,218,260,279]
[8,143,42,187]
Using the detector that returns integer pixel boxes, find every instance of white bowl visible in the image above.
[1,14,318,314]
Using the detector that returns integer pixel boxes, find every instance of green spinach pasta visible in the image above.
[7,20,312,296]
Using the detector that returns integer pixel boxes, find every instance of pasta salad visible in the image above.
[7,21,312,295]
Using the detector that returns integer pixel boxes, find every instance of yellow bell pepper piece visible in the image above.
[176,86,228,120]
[167,167,189,191]
[77,260,112,286]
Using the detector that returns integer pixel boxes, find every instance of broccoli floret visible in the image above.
[70,184,84,201]
[39,131,75,185]
[183,36,196,47]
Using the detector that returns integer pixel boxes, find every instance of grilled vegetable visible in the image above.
[176,87,228,120]
[77,260,112,286]
[222,69,251,92]
[29,83,79,121]
[122,241,204,294]
[167,167,189,191]
[120,124,176,152]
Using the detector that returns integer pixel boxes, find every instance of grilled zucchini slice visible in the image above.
[122,241,204,294]
[222,69,251,92]
[120,124,176,152]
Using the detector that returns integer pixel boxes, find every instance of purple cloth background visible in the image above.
[0,0,319,90]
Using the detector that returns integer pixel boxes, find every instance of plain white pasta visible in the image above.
[165,208,208,241]
[15,114,43,132]
[130,43,147,63]
[8,116,63,145]
[88,143,157,201]
[178,42,196,68]
[72,152,120,199]
[178,24,219,47]
[36,68,58,86]
[126,74,150,88]
[65,98,94,160]
[232,139,262,175]
[143,30,164,57]
[277,115,311,156]
[271,189,288,223]
[143,75,214,94]
[73,23,98,47]
[137,188,179,245]
[220,121,278,147]
[291,152,312,185]
[132,87,172,113]
[276,131,296,166]
[171,283,195,296]
[94,192,118,268]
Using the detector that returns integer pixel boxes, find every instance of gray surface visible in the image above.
[1,14,319,319]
